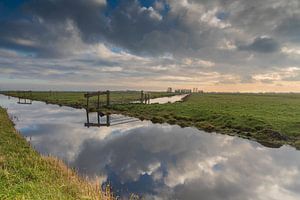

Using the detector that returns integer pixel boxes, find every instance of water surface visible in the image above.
[150,94,188,104]
[131,94,188,104]
[1,95,300,200]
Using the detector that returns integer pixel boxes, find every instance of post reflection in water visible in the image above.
[17,97,32,105]
[85,110,111,128]
[1,94,300,200]
[85,109,140,128]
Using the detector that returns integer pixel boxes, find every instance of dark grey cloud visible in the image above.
[24,0,107,43]
[0,0,106,58]
[238,37,280,53]
[0,0,297,57]
[276,16,300,43]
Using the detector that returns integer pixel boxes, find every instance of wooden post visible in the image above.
[86,110,90,126]
[97,93,100,110]
[85,109,90,128]
[106,114,110,126]
[141,90,144,104]
[106,90,110,106]
[97,94,100,124]
[97,112,100,125]
[86,96,89,111]
[86,97,89,124]
[145,93,149,104]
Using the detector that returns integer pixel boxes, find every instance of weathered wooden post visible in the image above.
[106,114,110,126]
[86,96,89,124]
[97,93,100,124]
[97,93,100,109]
[106,90,110,106]
[29,90,32,103]
[145,93,149,104]
[141,90,144,104]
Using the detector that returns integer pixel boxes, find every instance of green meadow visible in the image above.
[113,93,300,148]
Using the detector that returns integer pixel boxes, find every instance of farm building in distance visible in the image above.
[170,88,204,93]
[174,89,192,93]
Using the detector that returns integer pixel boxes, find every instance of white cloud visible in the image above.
[253,67,300,82]
[282,47,300,55]
[200,8,231,29]
[140,7,163,21]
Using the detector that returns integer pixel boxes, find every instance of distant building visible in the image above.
[175,89,192,94]
[167,87,172,93]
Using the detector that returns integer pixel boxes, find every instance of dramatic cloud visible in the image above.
[0,0,300,91]
[238,37,280,53]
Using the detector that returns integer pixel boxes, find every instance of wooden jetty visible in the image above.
[17,90,33,104]
[84,90,147,128]
[140,90,150,104]
[84,91,110,127]
[84,111,111,128]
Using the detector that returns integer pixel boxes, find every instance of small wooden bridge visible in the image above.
[84,90,143,128]
[84,91,110,127]
[140,90,151,104]
[17,91,33,104]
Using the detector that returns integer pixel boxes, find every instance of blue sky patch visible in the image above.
[216,11,230,20]
[0,0,27,20]
[138,0,156,8]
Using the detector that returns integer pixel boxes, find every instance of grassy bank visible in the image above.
[112,93,300,148]
[0,107,103,199]
[1,91,300,148]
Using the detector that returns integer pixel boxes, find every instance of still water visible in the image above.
[150,94,188,104]
[1,95,300,200]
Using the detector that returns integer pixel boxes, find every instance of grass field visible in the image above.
[1,91,300,148]
[112,93,300,148]
[0,107,106,199]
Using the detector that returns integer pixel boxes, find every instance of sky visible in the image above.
[0,0,300,92]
